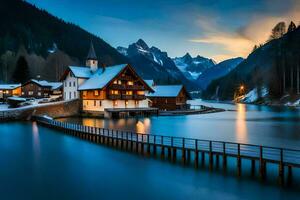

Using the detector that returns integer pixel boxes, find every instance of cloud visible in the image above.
[189,0,300,62]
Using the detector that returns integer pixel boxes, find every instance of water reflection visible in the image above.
[32,121,40,160]
[235,103,248,143]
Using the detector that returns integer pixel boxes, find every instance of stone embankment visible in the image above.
[0,99,80,121]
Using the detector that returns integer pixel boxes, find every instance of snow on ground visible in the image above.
[242,87,268,103]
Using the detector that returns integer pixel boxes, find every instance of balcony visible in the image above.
[110,84,145,90]
[134,95,146,100]
[119,75,133,81]
[121,94,133,100]
[108,94,121,100]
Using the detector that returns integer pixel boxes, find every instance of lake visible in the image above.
[59,100,300,149]
[1,101,300,199]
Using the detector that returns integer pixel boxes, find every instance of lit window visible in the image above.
[28,91,33,96]
[125,100,128,105]
[135,100,139,106]
[94,90,99,96]
[127,81,133,86]
[113,80,117,84]
[111,90,119,95]
[38,92,41,96]
[126,91,132,95]
[118,80,122,85]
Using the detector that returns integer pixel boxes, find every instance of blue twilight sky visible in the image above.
[26,0,299,62]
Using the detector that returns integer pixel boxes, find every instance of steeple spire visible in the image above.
[86,41,98,72]
[87,41,97,60]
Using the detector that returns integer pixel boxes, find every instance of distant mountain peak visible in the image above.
[135,39,149,50]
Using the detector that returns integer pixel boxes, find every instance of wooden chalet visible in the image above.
[61,42,154,115]
[21,79,62,99]
[147,85,191,110]
[0,84,21,101]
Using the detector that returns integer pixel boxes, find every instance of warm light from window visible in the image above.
[127,81,133,86]
[137,91,144,95]
[94,90,99,96]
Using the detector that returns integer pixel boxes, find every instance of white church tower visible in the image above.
[86,41,98,72]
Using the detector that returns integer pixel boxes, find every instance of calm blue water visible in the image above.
[60,101,300,149]
[0,121,300,199]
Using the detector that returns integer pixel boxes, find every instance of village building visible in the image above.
[147,85,191,110]
[21,79,62,99]
[61,42,154,115]
[0,84,21,101]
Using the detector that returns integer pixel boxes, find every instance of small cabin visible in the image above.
[21,79,62,99]
[147,85,191,110]
[0,84,21,101]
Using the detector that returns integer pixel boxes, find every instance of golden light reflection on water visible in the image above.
[235,103,248,143]
[136,118,151,134]
[32,121,40,159]
[82,118,104,128]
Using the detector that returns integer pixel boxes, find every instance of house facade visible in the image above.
[61,42,153,113]
[21,79,62,99]
[147,85,191,110]
[0,84,21,101]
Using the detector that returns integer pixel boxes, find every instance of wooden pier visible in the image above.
[36,116,300,185]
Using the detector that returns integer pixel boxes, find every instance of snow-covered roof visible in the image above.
[78,64,127,90]
[69,66,93,78]
[144,80,154,87]
[29,79,62,90]
[0,84,21,90]
[147,85,183,97]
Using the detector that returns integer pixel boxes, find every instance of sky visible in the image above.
[26,0,299,62]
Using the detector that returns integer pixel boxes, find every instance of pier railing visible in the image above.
[36,116,300,185]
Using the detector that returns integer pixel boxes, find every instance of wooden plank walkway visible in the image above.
[35,116,300,185]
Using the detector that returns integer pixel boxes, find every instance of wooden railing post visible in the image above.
[147,135,150,156]
[153,135,157,155]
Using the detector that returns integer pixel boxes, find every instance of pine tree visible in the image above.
[268,22,286,41]
[287,21,297,32]
[11,56,30,83]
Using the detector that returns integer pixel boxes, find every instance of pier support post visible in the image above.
[237,144,241,177]
[209,141,213,170]
[223,142,227,170]
[278,149,284,185]
[251,160,256,176]
[195,140,199,168]
[259,146,266,180]
[147,135,151,156]
[287,166,293,186]
[201,152,205,166]
[172,148,177,163]
[182,138,186,164]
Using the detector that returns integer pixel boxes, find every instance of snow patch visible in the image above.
[242,87,268,103]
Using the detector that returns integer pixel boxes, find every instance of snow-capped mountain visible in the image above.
[173,53,216,80]
[117,39,198,90]
[197,57,244,89]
